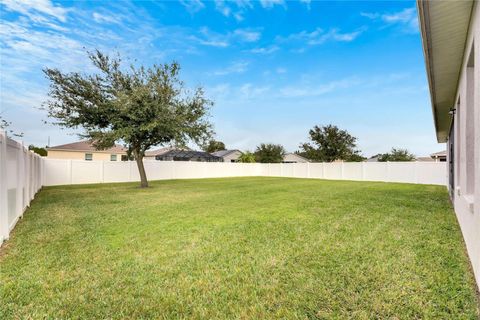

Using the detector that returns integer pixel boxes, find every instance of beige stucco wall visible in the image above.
[222,151,242,162]
[47,150,125,161]
[283,153,308,163]
[448,2,480,289]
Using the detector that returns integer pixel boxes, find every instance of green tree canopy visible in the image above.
[378,148,416,162]
[43,50,213,187]
[298,124,363,162]
[203,140,226,153]
[238,151,255,163]
[254,143,285,163]
[28,145,48,157]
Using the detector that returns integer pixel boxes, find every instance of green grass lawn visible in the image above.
[1,177,478,319]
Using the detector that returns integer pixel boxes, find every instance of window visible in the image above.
[456,97,461,189]
[121,155,129,161]
[85,153,93,161]
[465,44,475,195]
[110,154,117,161]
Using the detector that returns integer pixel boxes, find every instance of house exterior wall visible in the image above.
[222,151,242,162]
[447,2,480,288]
[283,153,308,163]
[47,150,125,161]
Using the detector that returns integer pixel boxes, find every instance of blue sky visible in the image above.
[0,0,443,156]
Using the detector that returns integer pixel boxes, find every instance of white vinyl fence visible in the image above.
[43,159,447,187]
[0,131,44,243]
[0,131,447,244]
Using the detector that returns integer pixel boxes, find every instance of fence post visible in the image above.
[415,161,419,184]
[341,161,344,180]
[361,162,365,181]
[101,161,105,183]
[306,162,310,178]
[69,160,73,185]
[386,161,391,182]
[16,141,23,221]
[0,131,8,242]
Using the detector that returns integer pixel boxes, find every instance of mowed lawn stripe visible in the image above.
[1,177,478,319]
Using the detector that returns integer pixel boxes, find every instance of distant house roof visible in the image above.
[156,150,222,162]
[283,153,309,163]
[366,155,380,162]
[145,147,174,157]
[47,140,127,153]
[430,150,447,157]
[417,156,435,162]
[211,149,241,157]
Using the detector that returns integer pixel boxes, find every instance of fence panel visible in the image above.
[42,158,447,187]
[0,131,44,244]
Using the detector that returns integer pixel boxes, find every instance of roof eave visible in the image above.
[417,0,443,143]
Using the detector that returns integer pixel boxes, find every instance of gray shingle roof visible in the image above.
[47,140,127,153]
[211,150,240,157]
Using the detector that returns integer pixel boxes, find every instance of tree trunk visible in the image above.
[134,151,148,188]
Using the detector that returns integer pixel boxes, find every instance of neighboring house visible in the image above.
[144,147,176,160]
[211,150,242,162]
[418,0,479,287]
[430,150,447,162]
[282,153,309,163]
[365,155,380,162]
[155,150,222,162]
[416,156,435,162]
[47,141,127,161]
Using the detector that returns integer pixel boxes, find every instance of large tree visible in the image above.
[43,50,213,187]
[378,148,416,162]
[238,151,255,163]
[203,140,226,153]
[299,124,363,162]
[254,143,285,163]
[28,145,48,157]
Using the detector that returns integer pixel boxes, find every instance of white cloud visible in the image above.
[213,61,249,76]
[259,0,285,9]
[276,67,287,74]
[92,12,121,24]
[361,7,418,33]
[214,0,231,17]
[214,0,252,21]
[248,45,279,54]
[300,0,311,10]
[194,27,261,47]
[279,77,361,98]
[239,83,270,99]
[277,27,364,47]
[179,0,205,13]
[233,29,261,42]
[1,0,69,22]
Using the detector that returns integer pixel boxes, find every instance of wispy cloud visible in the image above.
[213,61,249,76]
[240,83,271,99]
[193,27,261,47]
[259,0,285,9]
[92,12,121,24]
[361,7,418,33]
[234,29,261,42]
[300,0,311,10]
[279,77,361,98]
[277,27,365,48]
[179,0,205,14]
[214,0,253,21]
[1,0,69,22]
[247,45,279,54]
